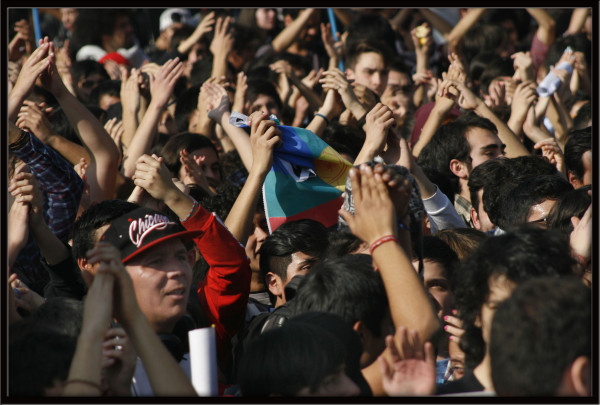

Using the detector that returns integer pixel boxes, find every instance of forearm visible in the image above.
[30,219,71,265]
[526,8,555,45]
[565,8,589,35]
[410,163,437,199]
[445,8,486,50]
[217,112,254,171]
[123,103,163,178]
[550,95,572,144]
[507,110,528,137]
[211,51,228,80]
[288,75,323,112]
[8,89,29,123]
[45,134,91,166]
[63,331,104,396]
[271,9,315,53]
[225,169,266,243]
[412,104,448,157]
[474,102,529,157]
[419,9,453,34]
[372,238,441,341]
[306,110,331,137]
[120,105,139,150]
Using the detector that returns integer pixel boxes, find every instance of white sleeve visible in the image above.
[422,185,467,234]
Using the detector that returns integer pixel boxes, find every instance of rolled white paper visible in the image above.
[188,327,218,396]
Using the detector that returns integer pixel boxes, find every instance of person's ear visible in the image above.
[449,159,469,179]
[77,257,95,287]
[569,356,590,396]
[266,272,283,298]
[471,207,481,230]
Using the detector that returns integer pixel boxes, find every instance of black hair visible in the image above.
[72,199,140,260]
[259,219,329,304]
[468,157,508,223]
[9,331,77,396]
[496,174,573,231]
[461,24,507,64]
[418,236,459,290]
[173,85,200,133]
[490,277,591,396]
[245,78,283,114]
[291,254,388,338]
[15,298,84,339]
[544,33,591,72]
[88,79,121,108]
[190,57,214,87]
[547,185,592,235]
[467,51,499,93]
[159,132,218,178]
[321,123,365,162]
[71,9,133,52]
[197,181,242,222]
[564,127,591,184]
[417,112,497,198]
[481,155,559,227]
[455,225,576,369]
[326,227,363,258]
[238,320,346,396]
[433,227,487,261]
[71,60,110,84]
[572,103,591,131]
[478,57,514,96]
[345,14,397,58]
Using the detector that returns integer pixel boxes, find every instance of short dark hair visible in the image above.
[572,103,591,131]
[455,226,576,369]
[159,132,218,178]
[564,127,591,183]
[490,277,591,396]
[468,157,508,221]
[173,85,200,133]
[89,79,120,107]
[496,174,573,231]
[481,155,558,226]
[345,40,392,71]
[547,185,592,234]
[238,320,346,396]
[419,236,459,290]
[72,199,140,260]
[326,226,363,258]
[71,60,110,84]
[259,219,329,303]
[417,112,497,197]
[9,331,77,396]
[291,254,388,337]
[345,14,397,57]
[245,78,283,113]
[9,298,84,341]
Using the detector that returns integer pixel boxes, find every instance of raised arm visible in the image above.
[526,8,556,46]
[177,11,215,55]
[39,48,120,202]
[270,9,316,54]
[225,111,281,243]
[445,8,486,54]
[354,103,395,164]
[339,164,440,395]
[209,16,234,80]
[122,58,184,178]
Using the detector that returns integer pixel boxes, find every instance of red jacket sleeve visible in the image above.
[181,206,251,360]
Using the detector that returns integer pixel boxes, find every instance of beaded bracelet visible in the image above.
[63,379,102,392]
[315,113,329,125]
[181,200,199,222]
[369,235,399,255]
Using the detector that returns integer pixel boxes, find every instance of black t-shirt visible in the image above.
[436,369,484,395]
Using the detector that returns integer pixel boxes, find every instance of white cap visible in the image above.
[159,8,195,32]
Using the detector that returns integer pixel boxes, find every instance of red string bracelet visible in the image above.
[369,235,399,255]
[573,253,590,269]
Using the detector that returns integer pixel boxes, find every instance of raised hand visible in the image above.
[101,327,137,396]
[209,16,234,57]
[133,154,178,203]
[319,68,357,109]
[511,51,534,82]
[120,68,141,114]
[534,137,565,175]
[149,58,184,108]
[443,310,465,344]
[379,327,437,396]
[232,71,248,113]
[339,163,397,246]
[8,169,44,227]
[372,163,412,220]
[363,103,396,156]
[179,148,213,195]
[9,19,35,61]
[16,100,54,142]
[10,274,46,315]
[320,22,343,65]
[204,80,231,123]
[411,23,433,56]
[104,117,124,160]
[249,111,281,176]
[438,78,481,111]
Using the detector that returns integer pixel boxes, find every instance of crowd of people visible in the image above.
[7,7,593,397]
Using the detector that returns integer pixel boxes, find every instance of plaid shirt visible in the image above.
[10,132,84,291]
[454,194,474,228]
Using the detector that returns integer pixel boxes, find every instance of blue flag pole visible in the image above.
[32,8,42,45]
[327,8,344,71]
